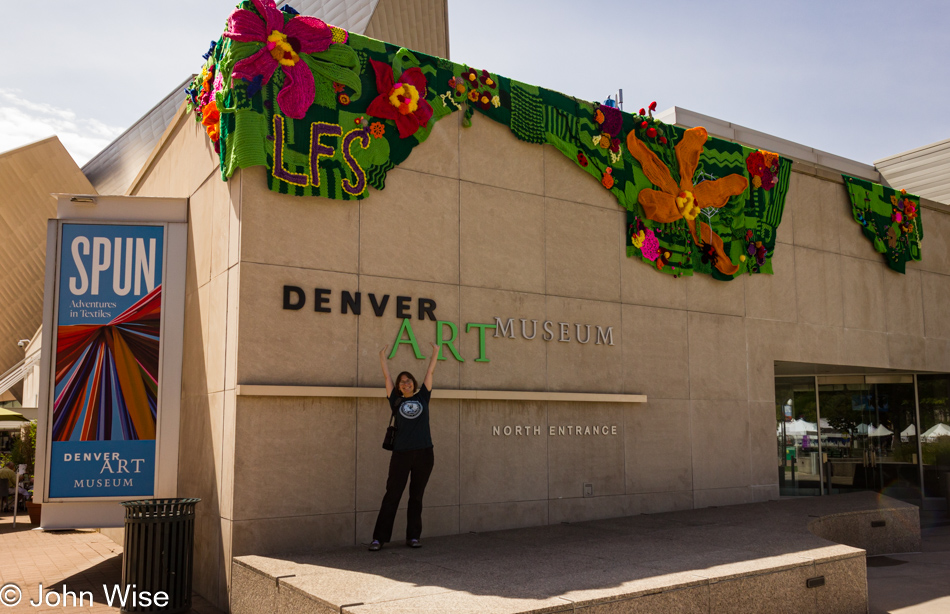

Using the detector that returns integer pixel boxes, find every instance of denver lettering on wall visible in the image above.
[48,224,165,498]
[282,286,617,362]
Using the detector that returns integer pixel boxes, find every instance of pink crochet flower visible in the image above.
[225,0,333,119]
[641,229,660,261]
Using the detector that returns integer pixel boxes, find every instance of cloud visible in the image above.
[0,89,125,165]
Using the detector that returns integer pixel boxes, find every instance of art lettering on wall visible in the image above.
[48,224,165,498]
[842,174,923,274]
[187,0,903,281]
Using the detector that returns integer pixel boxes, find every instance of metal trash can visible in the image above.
[121,498,200,613]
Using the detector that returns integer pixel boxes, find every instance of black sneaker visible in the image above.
[368,540,381,551]
[406,539,422,548]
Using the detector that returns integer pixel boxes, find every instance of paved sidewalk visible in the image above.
[0,511,223,613]
[867,511,950,614]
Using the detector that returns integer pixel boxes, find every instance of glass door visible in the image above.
[818,376,920,500]
[776,377,822,496]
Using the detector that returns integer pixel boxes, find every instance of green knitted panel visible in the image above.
[186,0,911,280]
[843,174,923,274]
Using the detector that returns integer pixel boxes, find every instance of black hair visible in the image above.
[395,371,418,395]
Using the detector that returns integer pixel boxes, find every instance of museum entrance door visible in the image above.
[777,371,924,503]
[818,376,920,499]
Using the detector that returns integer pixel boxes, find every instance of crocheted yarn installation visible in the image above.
[188,0,801,279]
[842,175,923,274]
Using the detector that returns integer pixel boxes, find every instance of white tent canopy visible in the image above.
[868,424,894,437]
[901,424,916,442]
[921,423,950,442]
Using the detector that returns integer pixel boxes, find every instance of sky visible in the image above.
[1,0,947,166]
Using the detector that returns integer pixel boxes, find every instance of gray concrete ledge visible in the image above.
[231,492,919,613]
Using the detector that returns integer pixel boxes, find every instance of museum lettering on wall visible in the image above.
[282,285,616,362]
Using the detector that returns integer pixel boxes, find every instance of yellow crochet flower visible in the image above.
[388,83,420,115]
[675,191,701,220]
[631,230,646,248]
[268,31,300,67]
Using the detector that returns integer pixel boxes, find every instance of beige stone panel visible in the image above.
[794,246,844,327]
[459,400,548,504]
[218,518,232,609]
[358,168,460,284]
[355,276,460,389]
[191,508,223,608]
[231,513,355,556]
[228,172,242,268]
[744,245,798,322]
[752,484,780,502]
[690,400,751,490]
[547,403,625,499]
[355,398,459,512]
[745,319,799,403]
[547,495,636,525]
[458,500,548,533]
[543,145,618,210]
[211,172,230,279]
[921,271,950,339]
[621,305,689,399]
[775,172,798,245]
[181,285,209,397]
[887,333,927,371]
[692,487,754,509]
[177,394,221,512]
[236,263,357,386]
[459,181,545,293]
[134,120,218,198]
[884,268,923,337]
[232,396,356,521]
[791,174,837,252]
[545,198,623,302]
[187,177,214,291]
[240,166,359,273]
[458,286,546,391]
[628,490,694,514]
[220,389,236,521]
[624,398,692,494]
[925,337,950,373]
[224,265,240,391]
[917,211,950,276]
[459,114,544,195]
[207,272,228,393]
[686,271,746,317]
[545,296,623,393]
[749,401,778,487]
[620,247,688,310]
[577,586,710,614]
[842,329,889,368]
[355,505,459,543]
[798,324,844,365]
[687,313,747,401]
[839,256,886,331]
[399,112,459,179]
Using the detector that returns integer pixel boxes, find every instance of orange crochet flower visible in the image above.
[201,101,220,142]
[626,127,748,275]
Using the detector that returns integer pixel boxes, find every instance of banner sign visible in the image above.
[48,224,164,498]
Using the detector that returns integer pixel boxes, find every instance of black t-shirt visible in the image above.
[388,384,433,451]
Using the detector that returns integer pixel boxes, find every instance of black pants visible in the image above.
[372,447,434,543]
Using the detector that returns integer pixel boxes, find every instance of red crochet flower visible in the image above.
[224,0,333,119]
[479,69,497,89]
[366,59,434,139]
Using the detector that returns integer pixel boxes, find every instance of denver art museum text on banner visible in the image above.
[48,223,165,498]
